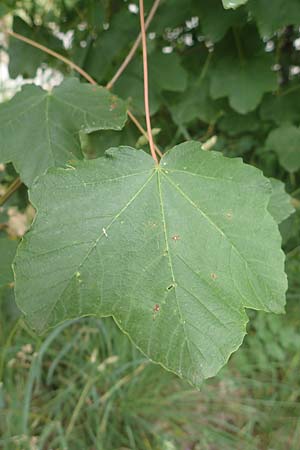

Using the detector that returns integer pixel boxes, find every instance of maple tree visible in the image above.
[0,0,299,386]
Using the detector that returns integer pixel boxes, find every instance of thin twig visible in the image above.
[5,29,162,158]
[127,111,162,157]
[5,30,97,85]
[139,0,158,163]
[0,177,22,206]
[106,0,161,90]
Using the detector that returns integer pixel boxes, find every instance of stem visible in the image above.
[291,197,300,209]
[233,28,245,66]
[290,172,296,188]
[127,111,162,157]
[0,318,22,382]
[5,30,97,85]
[291,186,300,197]
[66,375,96,438]
[106,0,160,90]
[280,83,300,97]
[5,29,162,158]
[198,52,212,83]
[65,362,145,438]
[0,177,22,206]
[139,0,158,164]
[286,245,300,259]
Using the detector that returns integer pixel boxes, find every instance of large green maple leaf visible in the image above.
[0,78,127,186]
[14,142,287,386]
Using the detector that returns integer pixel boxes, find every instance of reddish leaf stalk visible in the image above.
[139,0,158,164]
[106,0,160,90]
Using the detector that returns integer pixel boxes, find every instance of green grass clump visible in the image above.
[1,265,300,449]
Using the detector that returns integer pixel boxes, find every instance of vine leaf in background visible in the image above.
[268,178,295,224]
[168,78,224,127]
[8,16,64,79]
[114,52,188,116]
[0,3,10,17]
[0,78,127,186]
[150,0,193,34]
[266,124,300,173]
[210,53,277,113]
[83,7,139,83]
[218,110,260,136]
[198,0,246,43]
[247,0,300,37]
[260,88,300,126]
[222,0,248,10]
[14,142,287,386]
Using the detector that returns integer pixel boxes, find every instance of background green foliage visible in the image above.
[1,0,300,448]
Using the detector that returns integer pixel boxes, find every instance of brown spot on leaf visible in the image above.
[172,235,180,241]
[152,304,160,320]
[211,273,217,280]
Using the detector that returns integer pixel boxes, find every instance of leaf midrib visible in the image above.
[157,170,199,375]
